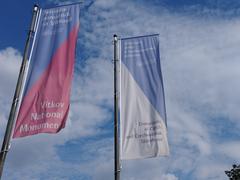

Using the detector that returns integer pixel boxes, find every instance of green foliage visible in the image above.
[225,164,240,180]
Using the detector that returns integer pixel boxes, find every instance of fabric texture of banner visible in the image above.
[13,4,80,138]
[120,34,169,159]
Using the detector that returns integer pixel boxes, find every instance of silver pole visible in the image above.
[113,34,120,180]
[0,5,40,179]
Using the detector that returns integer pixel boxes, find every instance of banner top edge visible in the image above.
[120,34,159,41]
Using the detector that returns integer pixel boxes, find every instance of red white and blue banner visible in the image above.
[13,4,80,138]
[120,34,169,159]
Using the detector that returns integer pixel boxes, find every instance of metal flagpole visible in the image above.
[113,34,120,180]
[0,5,40,179]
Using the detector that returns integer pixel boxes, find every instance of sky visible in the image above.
[1,0,240,179]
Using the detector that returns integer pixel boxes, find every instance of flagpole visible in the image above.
[0,5,40,179]
[113,34,120,180]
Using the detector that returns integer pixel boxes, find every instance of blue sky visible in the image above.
[1,0,240,180]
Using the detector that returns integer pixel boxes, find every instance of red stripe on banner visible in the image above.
[13,24,80,138]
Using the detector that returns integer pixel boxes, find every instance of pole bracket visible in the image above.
[0,149,9,154]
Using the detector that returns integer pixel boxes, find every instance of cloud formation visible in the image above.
[0,47,22,132]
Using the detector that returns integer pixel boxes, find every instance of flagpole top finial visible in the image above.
[113,34,118,41]
[33,4,39,11]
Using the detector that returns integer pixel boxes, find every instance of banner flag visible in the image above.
[120,34,169,159]
[13,4,80,138]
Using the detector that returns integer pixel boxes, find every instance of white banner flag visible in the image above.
[120,34,169,160]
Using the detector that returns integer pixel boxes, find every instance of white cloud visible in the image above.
[0,47,21,100]
[193,162,229,180]
[0,47,22,133]
[77,1,240,179]
[218,142,240,160]
[160,174,179,180]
